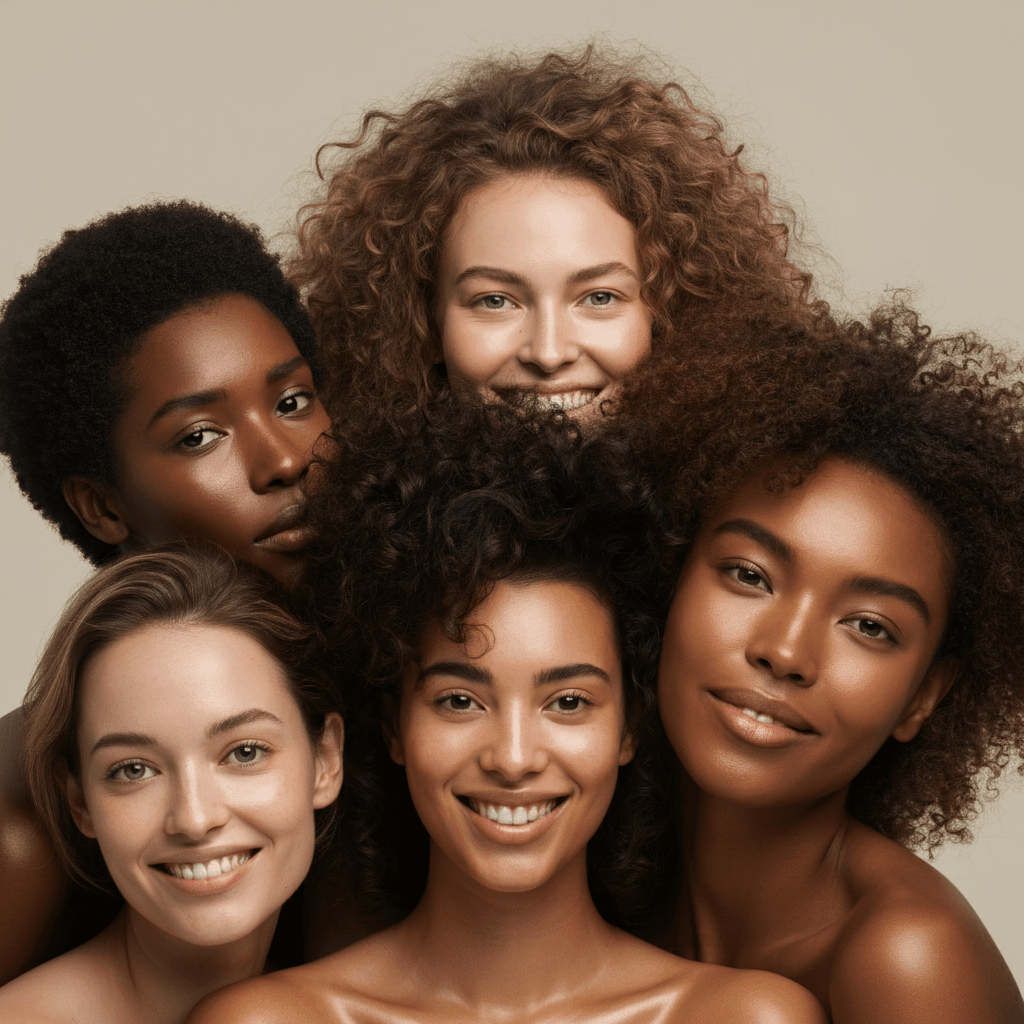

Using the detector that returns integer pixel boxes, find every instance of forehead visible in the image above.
[441,174,638,268]
[120,293,301,406]
[77,622,299,741]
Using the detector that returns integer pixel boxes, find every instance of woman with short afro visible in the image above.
[619,303,1024,1021]
[293,44,821,424]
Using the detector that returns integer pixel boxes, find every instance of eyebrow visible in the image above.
[714,519,931,623]
[147,356,311,428]
[417,661,611,686]
[89,708,284,757]
[453,262,638,290]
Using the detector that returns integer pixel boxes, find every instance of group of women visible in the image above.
[0,44,1022,1024]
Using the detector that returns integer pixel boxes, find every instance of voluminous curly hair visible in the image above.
[299,397,674,921]
[292,43,820,418]
[0,200,319,565]
[22,543,341,893]
[619,299,1024,852]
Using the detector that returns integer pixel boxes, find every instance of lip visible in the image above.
[254,504,311,553]
[708,689,817,749]
[457,793,569,844]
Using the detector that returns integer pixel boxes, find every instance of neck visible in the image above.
[396,842,618,1010]
[680,779,854,966]
[104,904,277,1024]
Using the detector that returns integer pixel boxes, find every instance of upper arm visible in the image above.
[830,907,1024,1024]
[0,708,72,983]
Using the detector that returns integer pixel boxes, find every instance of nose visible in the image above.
[246,414,322,493]
[745,594,819,686]
[517,303,580,375]
[164,764,229,840]
[478,703,549,781]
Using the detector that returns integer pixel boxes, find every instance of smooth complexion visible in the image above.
[0,623,343,1024]
[656,457,1023,1022]
[436,175,653,421]
[63,293,330,585]
[188,581,826,1023]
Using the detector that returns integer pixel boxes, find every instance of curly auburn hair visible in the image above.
[0,200,319,565]
[292,43,819,418]
[618,300,1024,852]
[22,543,341,893]
[299,397,674,921]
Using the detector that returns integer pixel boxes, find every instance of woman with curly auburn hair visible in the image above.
[618,303,1024,1021]
[189,401,825,1024]
[293,43,820,423]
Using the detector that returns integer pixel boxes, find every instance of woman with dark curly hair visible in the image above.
[0,200,330,983]
[293,44,819,424]
[0,545,343,1024]
[189,401,825,1023]
[620,304,1024,1021]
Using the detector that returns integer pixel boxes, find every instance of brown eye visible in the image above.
[225,743,268,766]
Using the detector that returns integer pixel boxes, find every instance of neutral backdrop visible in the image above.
[3,0,1022,983]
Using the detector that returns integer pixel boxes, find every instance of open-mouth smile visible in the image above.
[159,849,258,880]
[459,796,566,825]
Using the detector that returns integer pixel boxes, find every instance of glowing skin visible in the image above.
[435,175,652,421]
[390,579,634,894]
[68,623,343,949]
[64,293,329,585]
[659,457,954,809]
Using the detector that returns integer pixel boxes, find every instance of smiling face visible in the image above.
[390,578,633,894]
[435,174,652,422]
[68,622,343,948]
[659,457,956,810]
[67,293,329,585]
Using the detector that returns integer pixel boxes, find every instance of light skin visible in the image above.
[0,622,343,1024]
[187,579,825,1024]
[63,292,330,587]
[0,292,331,985]
[652,456,1024,1022]
[435,174,653,422]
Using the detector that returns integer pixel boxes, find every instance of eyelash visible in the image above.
[174,387,317,454]
[547,690,592,714]
[105,741,271,783]
[723,562,772,593]
[433,690,594,714]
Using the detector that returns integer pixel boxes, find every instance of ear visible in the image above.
[62,477,130,547]
[311,712,345,809]
[618,728,636,767]
[892,657,959,743]
[62,769,97,839]
[381,694,405,766]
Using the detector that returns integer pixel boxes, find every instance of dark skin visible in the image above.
[0,292,330,984]
[650,457,1024,1023]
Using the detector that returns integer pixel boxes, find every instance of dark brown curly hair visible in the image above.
[298,397,674,921]
[292,43,820,418]
[619,300,1024,852]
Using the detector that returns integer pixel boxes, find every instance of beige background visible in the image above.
[2,0,1022,982]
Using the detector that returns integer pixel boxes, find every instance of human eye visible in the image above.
[843,617,895,643]
[546,691,593,715]
[435,692,484,712]
[723,562,772,593]
[176,426,224,452]
[581,290,617,307]
[473,293,516,312]
[107,759,159,784]
[223,741,271,767]
[275,388,317,417]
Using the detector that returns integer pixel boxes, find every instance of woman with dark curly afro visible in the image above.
[190,400,825,1024]
[0,200,330,982]
[618,303,1024,1021]
[292,43,821,426]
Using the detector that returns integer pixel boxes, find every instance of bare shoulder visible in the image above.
[832,830,1024,1023]
[0,707,71,983]
[0,940,114,1023]
[680,963,826,1024]
[187,964,334,1024]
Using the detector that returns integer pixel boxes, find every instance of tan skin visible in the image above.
[0,624,344,1024]
[188,580,825,1024]
[0,293,330,984]
[650,457,1024,1023]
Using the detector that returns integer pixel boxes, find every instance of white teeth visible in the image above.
[470,800,557,825]
[166,852,250,880]
[742,707,782,726]
[534,391,596,411]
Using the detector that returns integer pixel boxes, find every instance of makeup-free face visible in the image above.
[659,457,955,809]
[77,293,329,585]
[390,579,633,894]
[435,175,652,421]
[69,623,343,948]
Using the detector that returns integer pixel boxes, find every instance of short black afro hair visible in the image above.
[0,200,319,564]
